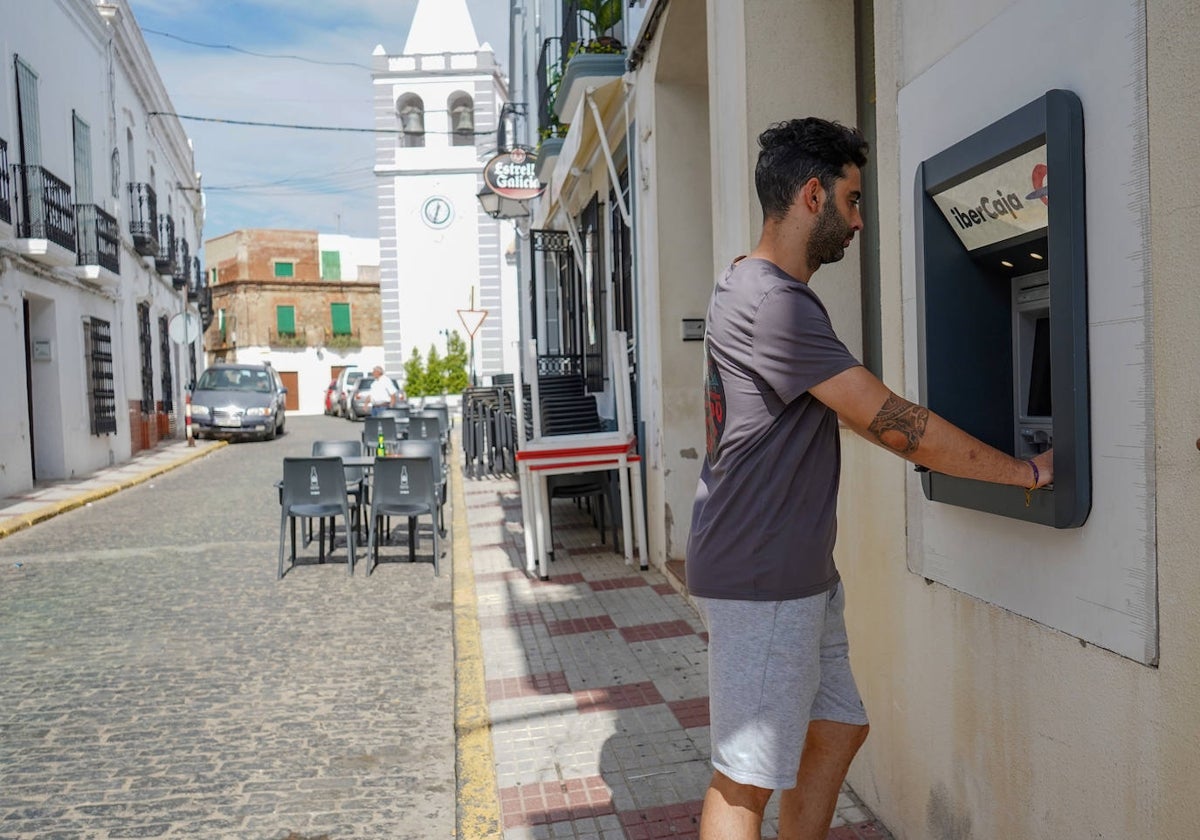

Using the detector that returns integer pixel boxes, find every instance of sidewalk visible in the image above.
[0,438,226,540]
[451,462,893,840]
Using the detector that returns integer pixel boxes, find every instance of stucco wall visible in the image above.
[838,0,1200,837]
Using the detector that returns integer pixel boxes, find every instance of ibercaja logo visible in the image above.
[1026,163,1049,205]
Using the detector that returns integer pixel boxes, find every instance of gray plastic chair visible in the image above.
[278,457,356,579]
[406,414,440,447]
[367,456,440,576]
[362,416,398,451]
[313,440,367,538]
[388,438,446,535]
[423,402,450,435]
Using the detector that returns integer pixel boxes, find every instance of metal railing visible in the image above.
[128,183,158,256]
[198,286,213,330]
[188,255,204,301]
[172,238,190,289]
[536,354,582,377]
[155,214,176,275]
[74,204,120,273]
[11,163,75,250]
[536,37,565,139]
[0,138,10,225]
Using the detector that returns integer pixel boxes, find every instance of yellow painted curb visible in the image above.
[451,438,503,838]
[0,441,228,540]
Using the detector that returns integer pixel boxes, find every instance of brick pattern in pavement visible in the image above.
[461,474,893,840]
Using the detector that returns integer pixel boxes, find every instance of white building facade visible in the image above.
[0,0,205,496]
[371,0,520,384]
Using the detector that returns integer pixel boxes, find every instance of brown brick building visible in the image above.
[202,229,383,413]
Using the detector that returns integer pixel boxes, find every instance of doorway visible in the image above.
[23,299,36,481]
[279,371,300,411]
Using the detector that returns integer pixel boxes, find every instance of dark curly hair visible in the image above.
[755,118,869,222]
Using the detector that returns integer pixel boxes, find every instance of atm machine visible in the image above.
[914,89,1090,528]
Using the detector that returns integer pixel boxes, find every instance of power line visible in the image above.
[149,111,496,136]
[141,27,372,70]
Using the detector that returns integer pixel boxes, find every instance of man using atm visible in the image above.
[688,117,1054,840]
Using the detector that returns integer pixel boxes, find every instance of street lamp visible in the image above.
[476,182,531,220]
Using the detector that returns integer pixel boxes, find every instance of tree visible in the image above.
[424,345,444,395]
[403,347,427,397]
[443,330,470,393]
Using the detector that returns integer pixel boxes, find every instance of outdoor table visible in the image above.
[514,434,647,581]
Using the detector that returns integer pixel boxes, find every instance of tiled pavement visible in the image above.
[459,471,893,840]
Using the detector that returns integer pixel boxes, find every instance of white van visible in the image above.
[333,367,364,417]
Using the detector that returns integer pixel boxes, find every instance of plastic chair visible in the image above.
[367,456,441,576]
[388,438,446,535]
[378,403,411,420]
[362,416,397,452]
[278,457,356,579]
[423,402,451,435]
[407,414,440,447]
[312,440,368,539]
[546,471,619,563]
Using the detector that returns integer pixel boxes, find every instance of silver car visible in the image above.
[190,363,287,441]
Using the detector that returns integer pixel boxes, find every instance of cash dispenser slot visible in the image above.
[914,89,1090,528]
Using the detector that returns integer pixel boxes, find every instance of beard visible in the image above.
[807,197,854,271]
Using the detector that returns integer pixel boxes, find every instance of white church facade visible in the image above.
[371,0,519,383]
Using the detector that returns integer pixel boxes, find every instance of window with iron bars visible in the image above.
[138,303,154,413]
[159,314,174,412]
[84,317,117,434]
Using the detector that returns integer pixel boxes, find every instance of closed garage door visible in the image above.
[279,371,300,411]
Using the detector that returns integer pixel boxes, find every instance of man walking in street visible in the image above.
[368,365,399,416]
[688,117,1054,839]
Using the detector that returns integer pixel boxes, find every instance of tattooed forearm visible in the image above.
[867,395,930,455]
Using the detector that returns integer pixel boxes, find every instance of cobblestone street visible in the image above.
[0,416,456,839]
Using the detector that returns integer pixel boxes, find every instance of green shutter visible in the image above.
[321,250,341,280]
[276,305,296,335]
[273,261,294,278]
[331,303,351,336]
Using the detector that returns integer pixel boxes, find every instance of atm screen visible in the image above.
[1027,316,1053,417]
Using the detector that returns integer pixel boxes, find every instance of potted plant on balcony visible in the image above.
[576,0,623,52]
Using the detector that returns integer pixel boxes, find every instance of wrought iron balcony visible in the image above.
[198,286,213,330]
[155,214,176,275]
[74,204,120,274]
[11,163,76,251]
[0,138,10,225]
[172,238,190,289]
[551,0,627,121]
[537,37,566,141]
[128,183,158,256]
[188,255,204,301]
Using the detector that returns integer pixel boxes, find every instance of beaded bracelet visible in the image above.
[1024,459,1040,507]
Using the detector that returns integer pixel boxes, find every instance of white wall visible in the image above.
[0,0,203,492]
[317,234,380,282]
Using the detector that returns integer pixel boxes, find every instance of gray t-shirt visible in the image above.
[686,257,860,601]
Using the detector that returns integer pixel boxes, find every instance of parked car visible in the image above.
[323,380,338,415]
[190,363,287,441]
[348,376,405,420]
[333,367,363,417]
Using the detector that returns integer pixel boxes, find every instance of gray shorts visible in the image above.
[694,583,868,790]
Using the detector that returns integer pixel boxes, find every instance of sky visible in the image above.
[127,0,509,242]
